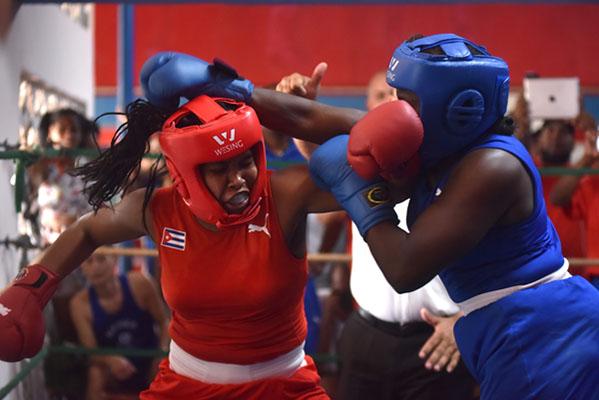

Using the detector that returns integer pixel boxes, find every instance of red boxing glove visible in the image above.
[348,100,424,181]
[0,264,60,362]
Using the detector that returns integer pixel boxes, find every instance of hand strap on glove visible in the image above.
[6,264,61,308]
[211,58,247,81]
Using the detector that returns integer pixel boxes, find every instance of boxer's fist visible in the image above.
[141,52,254,110]
[0,265,60,362]
[310,135,398,237]
[348,100,423,180]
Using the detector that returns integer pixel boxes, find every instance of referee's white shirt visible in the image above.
[351,200,459,324]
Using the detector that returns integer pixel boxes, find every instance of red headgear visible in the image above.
[159,95,267,229]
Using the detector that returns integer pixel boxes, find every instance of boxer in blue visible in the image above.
[138,33,599,399]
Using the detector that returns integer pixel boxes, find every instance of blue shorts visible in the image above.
[454,276,599,400]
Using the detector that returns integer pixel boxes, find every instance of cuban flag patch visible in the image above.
[161,227,186,251]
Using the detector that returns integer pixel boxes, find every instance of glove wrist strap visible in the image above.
[12,264,61,306]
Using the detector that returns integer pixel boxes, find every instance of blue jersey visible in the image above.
[265,139,306,170]
[90,274,158,390]
[407,134,599,398]
[407,134,564,302]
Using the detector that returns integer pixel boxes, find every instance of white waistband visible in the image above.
[168,340,307,384]
[457,260,571,316]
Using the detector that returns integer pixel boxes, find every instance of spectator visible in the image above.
[532,120,586,268]
[38,108,95,151]
[509,91,533,149]
[70,252,169,399]
[32,109,96,345]
[509,71,541,151]
[25,108,96,245]
[550,122,599,287]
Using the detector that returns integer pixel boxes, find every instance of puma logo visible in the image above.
[0,303,11,317]
[248,213,271,238]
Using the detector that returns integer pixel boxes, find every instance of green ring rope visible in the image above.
[0,348,48,399]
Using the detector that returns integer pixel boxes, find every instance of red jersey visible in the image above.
[571,175,599,276]
[150,175,307,364]
[542,175,586,259]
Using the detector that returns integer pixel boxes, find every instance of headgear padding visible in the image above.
[159,95,267,228]
[386,33,510,167]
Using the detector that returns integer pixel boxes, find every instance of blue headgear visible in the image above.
[386,33,510,167]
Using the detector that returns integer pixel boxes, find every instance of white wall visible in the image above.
[0,5,94,399]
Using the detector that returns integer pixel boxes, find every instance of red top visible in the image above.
[571,176,599,276]
[150,175,307,364]
[542,175,586,260]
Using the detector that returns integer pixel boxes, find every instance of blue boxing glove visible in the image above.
[310,135,398,237]
[140,52,255,110]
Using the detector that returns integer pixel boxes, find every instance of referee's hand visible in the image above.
[418,308,463,373]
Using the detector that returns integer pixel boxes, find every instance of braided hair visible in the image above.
[72,100,169,221]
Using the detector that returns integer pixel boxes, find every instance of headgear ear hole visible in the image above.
[446,89,485,135]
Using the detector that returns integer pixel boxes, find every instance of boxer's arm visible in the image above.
[140,52,364,144]
[251,88,364,145]
[309,135,398,237]
[365,149,528,293]
[272,164,341,217]
[34,188,150,277]
[270,164,341,260]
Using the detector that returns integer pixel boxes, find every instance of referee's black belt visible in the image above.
[357,307,431,337]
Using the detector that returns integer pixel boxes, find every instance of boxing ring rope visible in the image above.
[95,245,354,263]
[0,349,48,400]
[0,343,337,399]
[0,346,163,399]
[93,245,599,267]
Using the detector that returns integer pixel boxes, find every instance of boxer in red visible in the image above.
[0,95,418,399]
